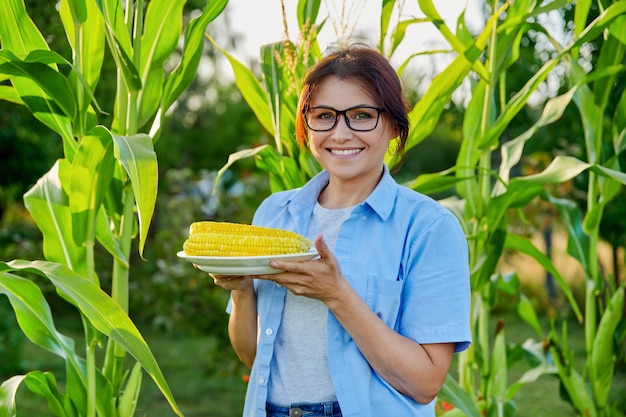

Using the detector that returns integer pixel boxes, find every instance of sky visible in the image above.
[216,0,485,71]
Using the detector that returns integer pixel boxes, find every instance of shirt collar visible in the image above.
[286,165,398,222]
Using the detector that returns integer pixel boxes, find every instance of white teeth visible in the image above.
[330,148,362,155]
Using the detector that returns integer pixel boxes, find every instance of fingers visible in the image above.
[314,234,330,258]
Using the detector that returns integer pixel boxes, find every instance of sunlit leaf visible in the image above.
[23,161,87,276]
[0,50,76,120]
[70,128,115,249]
[207,34,273,135]
[60,0,105,92]
[161,0,229,116]
[296,0,320,29]
[110,132,158,257]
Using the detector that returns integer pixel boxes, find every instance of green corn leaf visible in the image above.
[96,0,141,94]
[60,0,105,91]
[255,146,307,192]
[592,16,626,110]
[417,0,490,79]
[160,0,229,118]
[488,322,508,400]
[574,0,592,38]
[389,18,429,58]
[95,207,127,267]
[103,27,142,93]
[494,87,578,196]
[70,127,116,249]
[0,375,25,417]
[0,373,77,417]
[117,362,142,417]
[0,271,79,362]
[110,132,158,257]
[481,3,626,153]
[2,260,183,417]
[516,291,543,338]
[549,196,591,280]
[614,87,626,155]
[141,0,187,66]
[379,0,395,52]
[0,0,49,56]
[590,286,624,408]
[456,80,488,218]
[583,157,623,234]
[23,161,87,276]
[208,34,273,135]
[97,0,132,51]
[405,168,472,195]
[478,57,560,151]
[550,343,597,417]
[574,1,626,50]
[0,0,76,154]
[439,374,482,417]
[505,233,581,322]
[507,339,557,399]
[66,0,87,25]
[63,358,116,417]
[0,84,23,105]
[22,371,75,417]
[137,0,186,126]
[260,42,288,154]
[213,146,269,194]
[296,0,320,29]
[0,50,76,120]
[388,1,506,170]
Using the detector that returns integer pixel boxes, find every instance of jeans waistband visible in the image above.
[266,401,342,417]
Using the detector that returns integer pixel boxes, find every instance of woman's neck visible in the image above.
[318,167,384,209]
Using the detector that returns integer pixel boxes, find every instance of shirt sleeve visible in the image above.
[400,211,472,352]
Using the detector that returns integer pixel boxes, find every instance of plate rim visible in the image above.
[176,250,318,262]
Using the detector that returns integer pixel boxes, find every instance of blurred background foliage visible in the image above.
[1,1,624,409]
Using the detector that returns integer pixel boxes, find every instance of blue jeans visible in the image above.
[265,401,342,417]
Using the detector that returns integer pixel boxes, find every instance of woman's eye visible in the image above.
[318,112,335,121]
[350,110,374,121]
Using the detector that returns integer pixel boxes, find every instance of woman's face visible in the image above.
[306,76,396,185]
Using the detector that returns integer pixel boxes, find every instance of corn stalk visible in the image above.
[0,0,228,415]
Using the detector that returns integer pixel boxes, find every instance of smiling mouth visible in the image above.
[329,148,363,156]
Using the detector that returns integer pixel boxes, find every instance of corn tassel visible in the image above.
[183,221,312,256]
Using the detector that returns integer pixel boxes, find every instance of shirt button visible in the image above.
[265,328,273,336]
[258,376,265,384]
[361,215,367,220]
[290,408,303,417]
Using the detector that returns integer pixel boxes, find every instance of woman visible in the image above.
[212,43,471,417]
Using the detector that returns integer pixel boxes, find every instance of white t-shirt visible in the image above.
[268,202,353,405]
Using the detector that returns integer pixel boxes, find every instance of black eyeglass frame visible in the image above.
[303,105,385,132]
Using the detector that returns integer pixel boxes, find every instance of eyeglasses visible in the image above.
[304,105,385,132]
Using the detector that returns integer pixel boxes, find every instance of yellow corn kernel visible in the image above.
[183,221,312,256]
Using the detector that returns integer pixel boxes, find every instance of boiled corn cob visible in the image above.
[183,221,312,256]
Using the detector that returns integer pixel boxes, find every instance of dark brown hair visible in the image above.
[295,43,410,156]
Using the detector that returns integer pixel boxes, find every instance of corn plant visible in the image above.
[0,0,228,415]
[207,0,324,192]
[214,0,626,416]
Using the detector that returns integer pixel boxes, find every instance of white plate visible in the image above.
[177,250,319,275]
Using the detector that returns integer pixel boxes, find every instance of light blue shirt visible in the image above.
[234,166,471,417]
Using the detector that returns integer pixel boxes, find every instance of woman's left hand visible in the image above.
[253,235,349,304]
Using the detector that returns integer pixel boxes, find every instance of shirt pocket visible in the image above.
[364,276,403,328]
